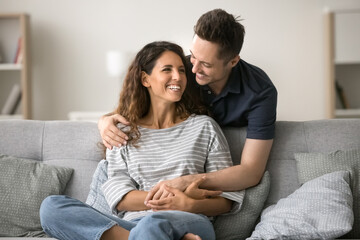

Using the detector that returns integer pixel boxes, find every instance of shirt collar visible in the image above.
[200,63,242,98]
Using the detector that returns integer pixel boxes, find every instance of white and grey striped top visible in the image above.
[102,114,244,221]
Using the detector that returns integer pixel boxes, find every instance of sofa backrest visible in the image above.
[223,119,360,207]
[0,120,104,202]
[1,119,360,206]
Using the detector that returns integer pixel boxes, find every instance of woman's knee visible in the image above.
[39,195,67,224]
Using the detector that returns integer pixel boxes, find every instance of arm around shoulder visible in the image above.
[98,112,130,149]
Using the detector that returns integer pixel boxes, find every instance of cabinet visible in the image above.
[0,13,31,119]
[325,10,360,118]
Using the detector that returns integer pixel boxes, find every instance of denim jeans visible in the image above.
[40,195,215,240]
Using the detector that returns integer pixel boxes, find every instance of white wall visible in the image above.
[1,0,359,120]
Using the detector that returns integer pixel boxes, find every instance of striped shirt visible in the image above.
[102,114,244,221]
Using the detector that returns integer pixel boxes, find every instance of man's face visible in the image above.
[190,35,234,93]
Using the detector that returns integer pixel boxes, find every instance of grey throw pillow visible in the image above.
[0,154,74,237]
[247,171,353,240]
[295,149,360,238]
[214,171,270,240]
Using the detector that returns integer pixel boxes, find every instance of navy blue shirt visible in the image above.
[187,59,277,140]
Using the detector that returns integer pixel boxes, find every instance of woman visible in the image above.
[40,41,243,240]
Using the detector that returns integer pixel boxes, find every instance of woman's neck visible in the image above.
[138,104,183,129]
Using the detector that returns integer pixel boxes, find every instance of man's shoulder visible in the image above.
[237,59,276,94]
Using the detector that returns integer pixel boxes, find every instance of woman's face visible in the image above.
[142,51,187,104]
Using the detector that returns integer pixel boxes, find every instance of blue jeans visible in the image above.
[40,195,215,240]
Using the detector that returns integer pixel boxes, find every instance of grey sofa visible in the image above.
[0,119,359,239]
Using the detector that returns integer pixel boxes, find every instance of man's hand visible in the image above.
[98,113,129,149]
[184,176,222,200]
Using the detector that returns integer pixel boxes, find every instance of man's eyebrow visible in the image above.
[189,50,212,66]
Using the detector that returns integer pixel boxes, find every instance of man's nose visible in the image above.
[192,60,200,73]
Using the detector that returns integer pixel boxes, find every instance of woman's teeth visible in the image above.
[167,85,180,90]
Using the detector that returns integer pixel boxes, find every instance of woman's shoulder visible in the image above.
[188,114,220,128]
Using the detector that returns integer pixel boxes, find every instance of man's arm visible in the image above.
[145,138,272,201]
[199,138,273,191]
[98,113,129,149]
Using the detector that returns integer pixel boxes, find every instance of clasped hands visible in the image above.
[144,176,222,212]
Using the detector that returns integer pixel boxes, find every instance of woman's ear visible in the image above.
[141,71,150,87]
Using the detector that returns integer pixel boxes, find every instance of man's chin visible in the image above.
[195,77,209,86]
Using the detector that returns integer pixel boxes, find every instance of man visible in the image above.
[99,8,277,204]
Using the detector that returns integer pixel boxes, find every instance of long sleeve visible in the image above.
[101,146,137,215]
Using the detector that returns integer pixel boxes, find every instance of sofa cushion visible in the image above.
[295,149,360,238]
[0,154,74,237]
[213,171,270,240]
[248,171,353,240]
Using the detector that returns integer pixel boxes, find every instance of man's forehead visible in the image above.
[190,36,221,63]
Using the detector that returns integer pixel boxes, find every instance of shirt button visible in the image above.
[207,90,212,94]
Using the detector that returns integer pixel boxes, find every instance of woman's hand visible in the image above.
[144,177,189,204]
[98,113,129,149]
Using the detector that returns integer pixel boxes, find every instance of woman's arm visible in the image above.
[116,190,151,212]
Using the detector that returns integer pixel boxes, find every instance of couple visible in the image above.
[40,8,277,240]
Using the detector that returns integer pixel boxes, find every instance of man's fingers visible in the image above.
[108,125,128,142]
[189,176,206,188]
[102,139,112,150]
[113,114,130,125]
[202,189,222,198]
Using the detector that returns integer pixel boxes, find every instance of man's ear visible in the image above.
[229,55,240,67]
[141,71,150,87]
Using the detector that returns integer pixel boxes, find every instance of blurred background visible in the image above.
[0,0,359,121]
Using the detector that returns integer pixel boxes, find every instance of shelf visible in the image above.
[0,114,23,119]
[335,61,360,65]
[0,13,31,119]
[335,109,360,118]
[0,63,22,71]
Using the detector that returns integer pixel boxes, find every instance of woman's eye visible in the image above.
[163,68,171,72]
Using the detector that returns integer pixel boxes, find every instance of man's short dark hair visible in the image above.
[194,9,245,62]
